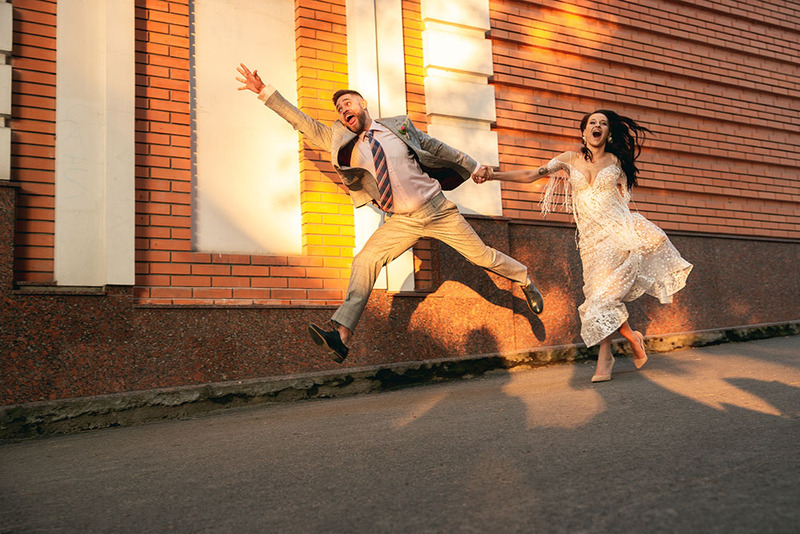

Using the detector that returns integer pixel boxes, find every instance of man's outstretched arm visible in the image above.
[405,119,481,178]
[236,63,333,152]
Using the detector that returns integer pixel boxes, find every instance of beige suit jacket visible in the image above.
[264,90,478,208]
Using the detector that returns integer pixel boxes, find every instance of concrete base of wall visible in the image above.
[2,320,797,440]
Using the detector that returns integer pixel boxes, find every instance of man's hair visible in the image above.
[332,89,363,106]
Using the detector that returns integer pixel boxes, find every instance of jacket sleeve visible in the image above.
[262,89,333,153]
[409,120,479,175]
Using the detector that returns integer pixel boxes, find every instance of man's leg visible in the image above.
[320,215,420,348]
[426,198,527,282]
[425,198,543,313]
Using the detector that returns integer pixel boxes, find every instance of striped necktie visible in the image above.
[364,130,393,212]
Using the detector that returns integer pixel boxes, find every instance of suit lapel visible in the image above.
[376,117,411,146]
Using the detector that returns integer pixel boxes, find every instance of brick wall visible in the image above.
[489,0,800,239]
[133,0,435,305]
[10,0,437,300]
[402,0,435,291]
[132,0,356,305]
[11,0,56,283]
[3,0,800,408]
[10,0,800,299]
[134,0,192,302]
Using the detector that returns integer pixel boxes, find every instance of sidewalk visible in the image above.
[1,335,798,533]
[2,321,798,440]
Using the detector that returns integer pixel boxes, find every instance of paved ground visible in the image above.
[1,335,798,533]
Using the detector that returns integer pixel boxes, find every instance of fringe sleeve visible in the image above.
[540,158,573,217]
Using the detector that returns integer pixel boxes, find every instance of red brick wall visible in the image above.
[489,0,800,239]
[133,0,435,304]
[11,0,56,283]
[133,0,355,305]
[10,0,437,299]
[134,0,192,303]
[402,0,435,291]
[11,0,799,299]
[3,0,800,409]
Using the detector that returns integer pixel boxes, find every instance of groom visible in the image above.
[236,63,543,363]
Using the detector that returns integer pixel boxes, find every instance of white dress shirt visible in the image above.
[352,122,442,214]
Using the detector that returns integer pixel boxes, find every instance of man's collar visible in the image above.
[360,120,388,140]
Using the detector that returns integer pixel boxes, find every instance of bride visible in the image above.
[475,110,692,382]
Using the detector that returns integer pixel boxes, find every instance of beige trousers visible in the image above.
[331,192,528,332]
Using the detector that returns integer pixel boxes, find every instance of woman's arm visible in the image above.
[474,152,573,191]
[493,166,550,183]
[473,165,544,184]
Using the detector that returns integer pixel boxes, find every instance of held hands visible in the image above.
[236,63,266,94]
[472,164,494,184]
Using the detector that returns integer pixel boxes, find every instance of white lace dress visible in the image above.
[542,158,693,347]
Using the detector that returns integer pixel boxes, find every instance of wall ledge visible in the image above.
[2,320,797,441]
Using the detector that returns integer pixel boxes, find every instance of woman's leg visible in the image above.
[618,321,648,367]
[591,335,615,382]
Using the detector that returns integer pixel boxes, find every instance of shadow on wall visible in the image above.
[351,234,551,365]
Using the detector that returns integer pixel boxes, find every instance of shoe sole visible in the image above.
[307,324,345,363]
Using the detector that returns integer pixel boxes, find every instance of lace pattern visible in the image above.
[540,158,693,347]
[540,158,573,217]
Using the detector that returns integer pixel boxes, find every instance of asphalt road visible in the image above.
[1,336,798,533]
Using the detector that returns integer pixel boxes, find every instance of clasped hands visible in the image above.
[472,164,494,184]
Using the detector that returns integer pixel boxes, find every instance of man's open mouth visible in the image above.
[345,112,356,126]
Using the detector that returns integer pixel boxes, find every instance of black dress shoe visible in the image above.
[521,281,544,314]
[308,323,349,363]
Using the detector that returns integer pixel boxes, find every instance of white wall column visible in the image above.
[347,0,414,292]
[0,0,12,180]
[192,0,301,255]
[55,0,135,286]
[422,0,502,216]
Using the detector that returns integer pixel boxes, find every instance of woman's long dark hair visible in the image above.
[580,110,651,190]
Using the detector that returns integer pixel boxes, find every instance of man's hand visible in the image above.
[236,63,266,94]
[472,164,494,183]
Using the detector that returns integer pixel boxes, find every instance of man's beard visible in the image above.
[346,109,367,133]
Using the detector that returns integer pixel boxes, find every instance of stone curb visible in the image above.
[2,320,798,440]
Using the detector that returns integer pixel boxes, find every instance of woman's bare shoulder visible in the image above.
[555,151,579,166]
